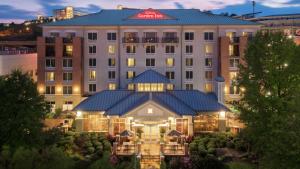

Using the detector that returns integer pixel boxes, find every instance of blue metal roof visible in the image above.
[45,9,258,26]
[74,90,228,116]
[132,69,170,83]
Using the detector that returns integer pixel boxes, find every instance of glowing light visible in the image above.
[266,91,271,96]
[74,86,79,93]
[288,35,293,39]
[148,108,153,114]
[56,86,62,93]
[219,111,226,119]
[38,86,44,93]
[76,111,82,117]
[284,63,288,67]
[132,9,171,20]
[240,87,246,92]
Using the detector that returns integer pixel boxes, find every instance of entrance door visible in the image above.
[143,124,159,143]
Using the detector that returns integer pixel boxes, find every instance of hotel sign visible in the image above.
[130,9,174,20]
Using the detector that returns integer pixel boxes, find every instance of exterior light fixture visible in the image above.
[76,111,82,117]
[219,111,226,119]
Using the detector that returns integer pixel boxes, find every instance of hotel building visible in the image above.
[37,8,260,136]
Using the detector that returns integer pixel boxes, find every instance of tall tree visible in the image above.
[0,70,49,147]
[237,31,300,169]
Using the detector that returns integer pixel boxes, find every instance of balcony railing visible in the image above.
[45,37,55,43]
[63,37,73,43]
[230,37,240,43]
[161,37,179,43]
[0,49,36,55]
[142,37,159,43]
[122,37,140,43]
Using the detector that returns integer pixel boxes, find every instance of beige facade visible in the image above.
[0,52,37,81]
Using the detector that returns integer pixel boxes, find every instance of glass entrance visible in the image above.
[143,124,159,143]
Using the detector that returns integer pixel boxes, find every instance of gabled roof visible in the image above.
[73,90,228,116]
[132,69,170,83]
[45,9,259,26]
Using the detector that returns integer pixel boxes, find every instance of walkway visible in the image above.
[140,143,160,169]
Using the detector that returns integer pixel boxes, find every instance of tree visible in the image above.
[237,31,300,169]
[0,70,49,147]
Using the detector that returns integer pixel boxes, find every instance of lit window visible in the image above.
[127,83,134,90]
[229,72,238,80]
[205,44,213,55]
[186,58,193,67]
[166,84,174,90]
[89,70,96,81]
[226,32,236,39]
[46,72,55,81]
[166,58,174,67]
[108,83,116,90]
[230,58,239,68]
[64,45,73,57]
[148,108,153,114]
[108,45,115,54]
[127,58,135,67]
[126,71,135,79]
[205,58,212,67]
[108,58,116,67]
[205,71,213,81]
[205,83,213,92]
[126,45,136,53]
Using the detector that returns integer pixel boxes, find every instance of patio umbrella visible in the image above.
[167,130,182,137]
[120,129,134,137]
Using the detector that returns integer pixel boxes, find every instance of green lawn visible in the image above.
[227,162,255,169]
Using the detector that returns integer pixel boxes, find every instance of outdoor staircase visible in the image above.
[140,155,161,169]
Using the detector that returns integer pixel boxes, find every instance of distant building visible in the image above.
[53,6,89,20]
[0,48,37,80]
[247,13,300,45]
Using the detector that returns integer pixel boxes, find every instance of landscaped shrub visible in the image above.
[87,147,95,154]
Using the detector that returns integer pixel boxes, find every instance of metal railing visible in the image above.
[45,37,55,43]
[122,37,140,43]
[161,37,179,43]
[0,49,36,55]
[142,37,159,43]
[230,37,240,43]
[63,37,73,43]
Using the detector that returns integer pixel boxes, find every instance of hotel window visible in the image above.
[186,58,193,67]
[229,45,239,56]
[185,45,193,54]
[112,119,125,135]
[194,115,218,132]
[230,85,240,95]
[185,32,194,41]
[166,58,174,67]
[230,58,239,68]
[126,71,135,79]
[230,72,238,80]
[63,72,72,81]
[63,58,72,68]
[146,58,155,67]
[205,58,212,68]
[185,84,193,90]
[127,83,134,90]
[89,45,96,54]
[186,71,193,79]
[89,58,96,67]
[66,32,76,38]
[126,45,136,54]
[46,101,56,112]
[108,45,115,54]
[166,84,174,90]
[89,70,96,81]
[166,71,175,80]
[205,71,213,81]
[50,32,59,37]
[126,58,135,67]
[88,32,97,40]
[62,101,73,111]
[89,84,96,92]
[45,58,55,68]
[176,119,188,135]
[204,32,214,40]
[146,45,155,54]
[205,83,213,92]
[46,46,55,57]
[83,114,108,132]
[63,45,73,57]
[107,32,116,40]
[108,83,116,90]
[243,32,253,37]
[46,86,55,94]
[108,58,116,67]
[108,71,116,79]
[226,32,236,39]
[165,45,175,54]
[63,86,72,95]
[205,44,213,55]
[46,72,55,82]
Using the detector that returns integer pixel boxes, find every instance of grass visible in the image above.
[227,161,256,169]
